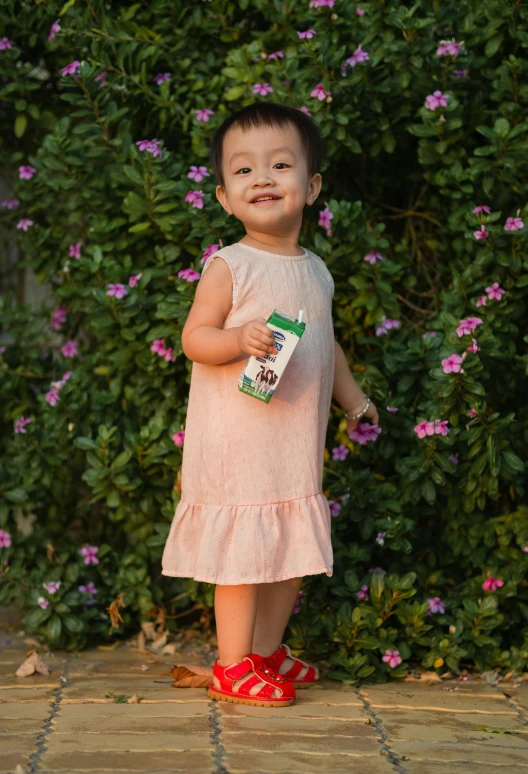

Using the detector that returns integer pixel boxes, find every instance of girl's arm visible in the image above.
[182,257,242,365]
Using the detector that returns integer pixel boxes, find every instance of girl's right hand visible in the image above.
[237,318,279,358]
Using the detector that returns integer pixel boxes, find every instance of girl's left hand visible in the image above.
[345,398,379,434]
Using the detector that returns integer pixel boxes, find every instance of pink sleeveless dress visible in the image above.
[161,241,335,585]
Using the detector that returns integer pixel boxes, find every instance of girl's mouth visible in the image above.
[251,196,282,205]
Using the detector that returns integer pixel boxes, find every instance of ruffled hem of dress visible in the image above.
[161,493,333,585]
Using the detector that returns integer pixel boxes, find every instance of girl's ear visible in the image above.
[306,172,322,206]
[216,185,233,215]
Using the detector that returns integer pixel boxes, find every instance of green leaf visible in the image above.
[128,222,151,233]
[46,615,63,643]
[485,34,503,57]
[14,114,28,138]
[501,451,524,472]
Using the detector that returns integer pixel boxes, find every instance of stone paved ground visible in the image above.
[1,622,528,773]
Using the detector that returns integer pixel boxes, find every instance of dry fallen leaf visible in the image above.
[127,694,141,703]
[418,671,442,683]
[141,622,157,641]
[170,664,212,688]
[16,651,51,677]
[149,632,168,652]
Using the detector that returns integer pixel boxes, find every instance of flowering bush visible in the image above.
[1,0,527,680]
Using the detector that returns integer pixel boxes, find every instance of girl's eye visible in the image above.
[236,167,251,175]
[235,161,290,175]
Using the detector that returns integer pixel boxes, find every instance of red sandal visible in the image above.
[208,652,296,707]
[261,643,319,688]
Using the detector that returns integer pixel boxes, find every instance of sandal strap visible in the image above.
[267,644,318,681]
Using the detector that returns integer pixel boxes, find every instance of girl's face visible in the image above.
[216,122,321,234]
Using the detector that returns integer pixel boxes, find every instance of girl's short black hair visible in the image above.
[209,102,324,188]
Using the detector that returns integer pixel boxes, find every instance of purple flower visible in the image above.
[195,108,214,122]
[504,216,524,232]
[376,316,400,336]
[80,544,99,565]
[50,306,67,331]
[329,500,342,517]
[185,190,204,209]
[436,40,464,58]
[79,582,98,595]
[297,29,317,39]
[473,205,491,215]
[1,198,20,209]
[427,596,445,614]
[16,219,34,231]
[61,340,78,358]
[37,596,49,609]
[135,139,162,158]
[153,72,171,86]
[376,532,386,546]
[128,273,142,287]
[69,242,82,259]
[94,71,107,88]
[382,649,402,668]
[178,268,201,282]
[48,19,61,42]
[349,422,382,446]
[0,37,14,50]
[267,51,284,61]
[188,165,210,183]
[19,165,37,180]
[363,251,384,264]
[448,454,459,465]
[0,530,12,548]
[387,406,399,413]
[292,590,304,613]
[14,416,32,434]
[332,444,349,461]
[253,83,273,96]
[61,60,81,77]
[454,70,468,78]
[43,581,61,595]
[356,585,369,600]
[318,201,333,235]
[425,91,449,110]
[345,45,370,69]
[422,330,437,338]
[201,244,220,264]
[107,283,128,299]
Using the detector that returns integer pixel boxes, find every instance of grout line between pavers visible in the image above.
[26,658,70,773]
[209,700,230,774]
[498,687,528,729]
[355,688,407,773]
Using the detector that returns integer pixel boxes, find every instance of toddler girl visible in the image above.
[162,102,379,707]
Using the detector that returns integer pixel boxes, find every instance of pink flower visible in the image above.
[1,198,20,209]
[436,40,464,58]
[467,338,480,353]
[318,201,333,235]
[356,7,365,15]
[69,242,82,259]
[345,45,370,68]
[178,268,201,282]
[376,532,386,545]
[387,406,399,413]
[473,205,491,215]
[349,422,382,445]
[140,664,149,671]
[363,251,384,264]
[267,51,284,61]
[188,165,210,183]
[523,546,528,553]
[107,283,128,299]
[151,339,167,356]
[48,19,61,41]
[253,83,273,96]
[467,408,477,418]
[448,454,458,465]
[485,282,504,300]
[61,340,78,358]
[422,330,437,338]
[50,306,67,331]
[454,70,468,78]
[135,139,162,158]
[297,29,317,39]
[414,421,436,439]
[356,584,369,600]
[14,416,32,433]
[311,82,331,101]
[172,430,185,446]
[94,71,107,88]
[195,108,215,122]
[202,244,220,263]
[128,273,142,287]
[473,226,488,240]
[482,576,504,592]
[382,649,402,668]
[292,590,304,614]
[475,295,487,307]
[80,544,99,565]
[153,72,171,86]
[20,165,38,180]
[0,37,14,50]
[425,90,449,110]
[504,216,524,231]
[61,60,81,77]
[79,582,98,595]
[332,444,349,461]
[0,530,12,548]
[456,317,482,336]
[185,190,204,209]
[433,419,450,436]
[37,597,49,609]
[427,596,445,614]
[441,353,464,373]
[163,348,177,362]
[376,317,400,336]
[16,219,34,231]
[45,388,60,406]
[298,106,312,116]
[43,581,61,594]
[329,500,341,517]
[309,0,334,7]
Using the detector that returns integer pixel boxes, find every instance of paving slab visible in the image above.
[394,739,528,765]
[224,749,391,773]
[40,750,215,772]
[380,708,527,743]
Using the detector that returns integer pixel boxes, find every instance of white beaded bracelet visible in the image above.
[345,396,371,421]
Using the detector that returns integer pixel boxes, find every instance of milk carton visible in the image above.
[238,309,306,403]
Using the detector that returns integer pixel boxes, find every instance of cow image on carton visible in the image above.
[238,309,306,403]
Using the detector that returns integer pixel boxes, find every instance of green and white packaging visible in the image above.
[238,309,306,403]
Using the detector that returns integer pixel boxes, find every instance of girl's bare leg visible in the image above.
[214,583,258,665]
[251,577,303,668]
